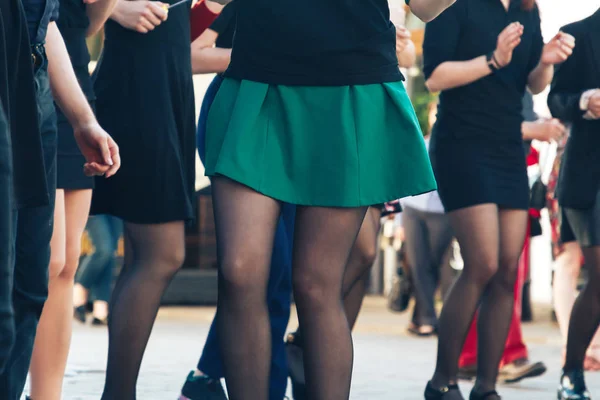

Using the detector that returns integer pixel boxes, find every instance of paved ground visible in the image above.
[29,297,598,400]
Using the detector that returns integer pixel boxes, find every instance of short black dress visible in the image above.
[91,2,196,224]
[423,0,544,212]
[56,0,94,190]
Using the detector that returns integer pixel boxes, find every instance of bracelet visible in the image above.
[486,51,498,73]
[492,52,503,69]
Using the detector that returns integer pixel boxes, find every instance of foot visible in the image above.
[408,322,437,337]
[499,358,546,384]
[424,381,463,399]
[74,305,87,323]
[558,370,590,400]
[179,371,227,400]
[457,364,477,381]
[469,389,501,400]
[286,332,306,400]
[91,316,108,326]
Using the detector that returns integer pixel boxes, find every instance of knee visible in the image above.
[48,253,67,281]
[219,255,266,296]
[464,258,499,288]
[356,241,378,271]
[495,254,521,291]
[293,271,335,310]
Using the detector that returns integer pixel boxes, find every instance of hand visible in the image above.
[73,121,121,178]
[494,22,524,67]
[113,0,168,34]
[395,25,412,55]
[541,32,575,65]
[531,118,566,142]
[588,91,600,118]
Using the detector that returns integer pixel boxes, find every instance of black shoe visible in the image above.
[469,389,501,400]
[286,332,306,400]
[499,358,546,384]
[179,371,227,400]
[91,317,108,326]
[74,305,87,323]
[424,381,461,399]
[558,369,591,400]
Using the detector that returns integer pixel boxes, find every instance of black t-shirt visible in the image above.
[22,0,59,43]
[423,0,544,143]
[224,0,404,86]
[210,2,236,49]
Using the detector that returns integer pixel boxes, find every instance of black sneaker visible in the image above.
[286,332,306,400]
[179,371,227,400]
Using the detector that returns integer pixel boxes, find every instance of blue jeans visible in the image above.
[76,215,122,302]
[0,51,57,399]
[196,75,295,400]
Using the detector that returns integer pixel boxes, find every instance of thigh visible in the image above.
[64,189,92,271]
[292,206,368,290]
[48,189,66,278]
[448,204,500,273]
[497,209,528,271]
[565,192,600,250]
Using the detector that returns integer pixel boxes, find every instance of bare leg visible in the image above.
[29,189,91,400]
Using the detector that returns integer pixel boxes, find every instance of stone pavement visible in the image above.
[43,297,599,400]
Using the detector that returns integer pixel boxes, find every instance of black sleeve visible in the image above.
[209,2,235,35]
[422,1,463,79]
[526,5,544,74]
[547,23,586,123]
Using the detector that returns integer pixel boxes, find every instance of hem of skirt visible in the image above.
[207,167,437,208]
[90,209,194,225]
[444,200,529,213]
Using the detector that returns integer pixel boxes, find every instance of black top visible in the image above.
[210,1,236,49]
[521,91,536,154]
[225,0,404,86]
[548,10,600,209]
[56,0,93,99]
[22,0,59,44]
[423,0,544,143]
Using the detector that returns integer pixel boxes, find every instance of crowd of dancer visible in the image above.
[0,0,599,399]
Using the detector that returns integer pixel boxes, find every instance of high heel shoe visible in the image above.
[558,369,590,400]
[424,381,460,399]
[469,389,501,400]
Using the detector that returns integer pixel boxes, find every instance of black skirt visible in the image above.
[429,128,529,213]
[91,10,196,224]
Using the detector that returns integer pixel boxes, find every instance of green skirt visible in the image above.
[205,78,437,207]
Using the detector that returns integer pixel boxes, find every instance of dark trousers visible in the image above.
[0,56,57,399]
[196,75,294,399]
[0,105,14,373]
[76,215,122,302]
[402,206,453,327]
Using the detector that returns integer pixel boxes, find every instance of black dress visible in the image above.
[91,2,196,224]
[423,0,544,212]
[56,0,94,190]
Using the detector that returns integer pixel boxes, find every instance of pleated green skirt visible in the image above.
[205,78,437,207]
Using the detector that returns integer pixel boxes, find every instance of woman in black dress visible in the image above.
[27,0,117,398]
[422,0,574,399]
[91,0,195,397]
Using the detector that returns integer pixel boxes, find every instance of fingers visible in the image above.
[105,138,121,178]
[143,5,164,26]
[137,17,154,33]
[83,162,110,177]
[395,25,411,39]
[149,2,169,21]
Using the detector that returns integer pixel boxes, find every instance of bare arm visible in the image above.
[45,22,120,177]
[522,119,565,142]
[191,29,231,74]
[395,26,416,68]
[86,0,120,37]
[408,0,456,22]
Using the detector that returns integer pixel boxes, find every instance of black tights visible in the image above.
[101,221,185,400]
[564,246,600,372]
[212,176,367,400]
[430,205,527,397]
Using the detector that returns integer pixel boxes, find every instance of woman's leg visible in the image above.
[553,242,583,343]
[430,204,500,398]
[211,176,281,400]
[101,220,185,400]
[292,205,368,400]
[342,207,381,330]
[30,189,92,400]
[92,217,122,321]
[473,209,528,393]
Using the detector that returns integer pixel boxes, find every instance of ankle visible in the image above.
[472,379,496,394]
[430,373,455,389]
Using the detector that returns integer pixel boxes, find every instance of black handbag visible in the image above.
[529,177,547,210]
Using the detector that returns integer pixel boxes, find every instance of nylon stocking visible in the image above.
[101,221,185,400]
[211,176,281,400]
[292,205,368,400]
